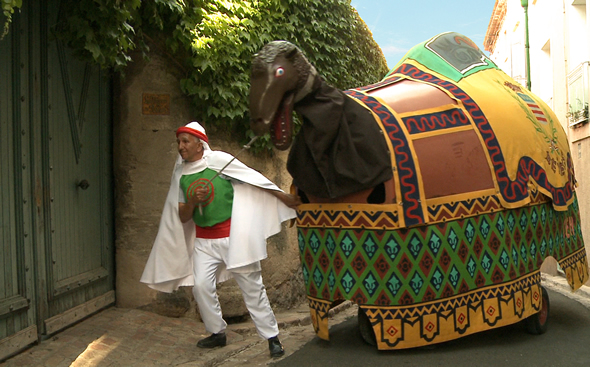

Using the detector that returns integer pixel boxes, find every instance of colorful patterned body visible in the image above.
[298,193,588,349]
[296,32,589,350]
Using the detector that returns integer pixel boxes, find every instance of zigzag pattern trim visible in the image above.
[426,190,548,223]
[562,249,590,288]
[560,247,589,269]
[427,196,503,223]
[308,297,331,313]
[297,208,400,229]
[361,272,540,320]
[402,108,471,134]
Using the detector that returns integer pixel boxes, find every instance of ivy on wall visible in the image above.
[2,0,389,152]
[1,0,22,38]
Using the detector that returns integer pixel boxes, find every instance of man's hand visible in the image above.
[179,186,210,222]
[194,187,209,203]
[269,190,302,209]
[178,200,196,223]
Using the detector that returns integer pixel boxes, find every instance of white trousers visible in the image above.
[192,237,279,340]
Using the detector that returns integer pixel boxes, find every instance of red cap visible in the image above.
[176,122,208,143]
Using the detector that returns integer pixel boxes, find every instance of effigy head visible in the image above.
[249,41,316,150]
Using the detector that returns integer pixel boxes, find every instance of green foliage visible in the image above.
[3,0,389,152]
[174,0,389,151]
[567,102,589,125]
[53,0,141,69]
[1,0,22,39]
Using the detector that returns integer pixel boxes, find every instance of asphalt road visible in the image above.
[272,289,590,367]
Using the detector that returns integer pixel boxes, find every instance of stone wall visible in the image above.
[113,50,305,320]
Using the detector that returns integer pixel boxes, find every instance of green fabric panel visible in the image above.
[385,36,499,82]
[180,168,233,227]
[298,200,584,306]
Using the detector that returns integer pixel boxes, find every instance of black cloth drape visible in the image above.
[288,79,393,198]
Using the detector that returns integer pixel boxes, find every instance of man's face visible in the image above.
[177,133,203,162]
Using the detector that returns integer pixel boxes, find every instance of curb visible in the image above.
[228,300,354,336]
[541,273,590,309]
[206,301,354,366]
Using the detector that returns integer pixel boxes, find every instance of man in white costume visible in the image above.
[140,121,300,358]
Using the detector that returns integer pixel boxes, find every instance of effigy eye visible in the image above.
[275,67,285,77]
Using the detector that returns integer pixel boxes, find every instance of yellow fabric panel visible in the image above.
[395,58,574,210]
[458,68,570,193]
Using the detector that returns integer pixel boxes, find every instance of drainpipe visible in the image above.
[521,0,532,90]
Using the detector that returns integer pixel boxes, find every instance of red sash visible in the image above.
[195,218,231,239]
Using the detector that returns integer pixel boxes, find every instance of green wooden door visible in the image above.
[41,1,114,334]
[0,8,38,360]
[0,0,114,359]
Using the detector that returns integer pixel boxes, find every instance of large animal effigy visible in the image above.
[249,32,589,349]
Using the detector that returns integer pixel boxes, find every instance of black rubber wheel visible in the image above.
[525,285,550,335]
[358,307,377,346]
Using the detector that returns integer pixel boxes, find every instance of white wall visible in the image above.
[487,0,590,281]
[568,3,588,73]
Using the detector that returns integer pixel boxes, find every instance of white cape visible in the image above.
[140,151,296,293]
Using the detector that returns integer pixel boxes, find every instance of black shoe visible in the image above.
[268,336,285,358]
[197,332,227,348]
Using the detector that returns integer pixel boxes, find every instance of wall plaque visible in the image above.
[142,93,170,115]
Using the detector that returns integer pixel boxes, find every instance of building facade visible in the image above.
[485,0,590,272]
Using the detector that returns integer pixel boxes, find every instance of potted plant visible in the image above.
[566,101,589,127]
